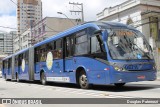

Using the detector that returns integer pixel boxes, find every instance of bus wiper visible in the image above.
[133,44,151,60]
[143,52,151,60]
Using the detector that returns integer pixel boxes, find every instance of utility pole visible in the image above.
[69,2,84,23]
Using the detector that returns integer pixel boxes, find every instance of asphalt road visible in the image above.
[0,78,160,107]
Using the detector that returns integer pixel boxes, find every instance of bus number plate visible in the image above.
[137,75,145,79]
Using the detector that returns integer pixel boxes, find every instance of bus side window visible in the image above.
[5,60,8,69]
[8,59,9,69]
[25,51,29,64]
[35,47,40,62]
[15,56,18,67]
[65,37,70,57]
[18,54,22,66]
[8,58,11,69]
[2,61,5,69]
[88,27,97,37]
[53,39,62,59]
[75,29,89,55]
[91,36,101,53]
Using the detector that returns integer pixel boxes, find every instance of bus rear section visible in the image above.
[2,57,12,80]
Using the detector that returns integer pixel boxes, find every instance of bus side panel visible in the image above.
[38,59,76,83]
[18,66,22,80]
[7,68,12,79]
[18,66,25,80]
[73,57,110,85]
[34,62,41,80]
[43,57,110,85]
[18,64,29,80]
[64,58,76,83]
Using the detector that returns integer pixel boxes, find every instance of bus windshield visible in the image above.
[107,29,153,60]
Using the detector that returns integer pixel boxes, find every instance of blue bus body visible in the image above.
[2,21,157,88]
[2,55,12,80]
[14,48,30,80]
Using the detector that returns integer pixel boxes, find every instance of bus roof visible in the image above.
[3,21,138,61]
[34,22,100,47]
[3,48,29,60]
[14,48,29,56]
[94,21,137,30]
[34,21,137,47]
[3,55,12,60]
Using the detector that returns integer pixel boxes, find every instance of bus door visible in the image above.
[4,60,8,79]
[64,36,74,73]
[52,39,64,77]
[18,54,24,79]
[8,58,12,79]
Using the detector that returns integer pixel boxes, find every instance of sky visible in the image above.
[0,0,128,32]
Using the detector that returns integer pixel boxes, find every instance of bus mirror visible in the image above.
[102,30,108,41]
[149,45,153,52]
[94,30,102,35]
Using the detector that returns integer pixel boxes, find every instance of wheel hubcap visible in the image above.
[80,75,87,86]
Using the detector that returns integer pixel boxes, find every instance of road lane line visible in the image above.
[1,79,158,98]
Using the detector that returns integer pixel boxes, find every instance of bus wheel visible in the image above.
[114,83,125,87]
[79,71,90,89]
[41,72,47,85]
[16,73,19,82]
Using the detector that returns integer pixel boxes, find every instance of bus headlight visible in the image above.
[114,66,126,71]
[114,66,121,71]
[153,64,156,70]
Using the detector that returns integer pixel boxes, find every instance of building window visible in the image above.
[43,25,45,33]
[149,17,159,41]
[126,18,133,25]
[35,30,37,36]
[39,28,41,35]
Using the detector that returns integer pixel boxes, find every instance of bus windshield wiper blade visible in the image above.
[144,52,151,60]
[134,44,151,60]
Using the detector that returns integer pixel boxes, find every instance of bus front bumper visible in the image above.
[110,71,157,84]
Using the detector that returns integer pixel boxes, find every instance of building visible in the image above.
[14,17,80,52]
[0,31,15,55]
[17,0,42,35]
[0,54,8,71]
[97,0,160,70]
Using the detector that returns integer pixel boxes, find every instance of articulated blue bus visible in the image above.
[2,21,157,89]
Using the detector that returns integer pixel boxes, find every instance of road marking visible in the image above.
[1,79,159,98]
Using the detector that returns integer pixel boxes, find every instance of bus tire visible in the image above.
[79,71,91,89]
[114,83,125,87]
[16,73,20,82]
[41,72,47,85]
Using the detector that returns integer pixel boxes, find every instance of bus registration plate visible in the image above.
[137,75,145,79]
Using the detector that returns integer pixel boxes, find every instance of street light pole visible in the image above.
[69,2,84,23]
[57,12,76,26]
